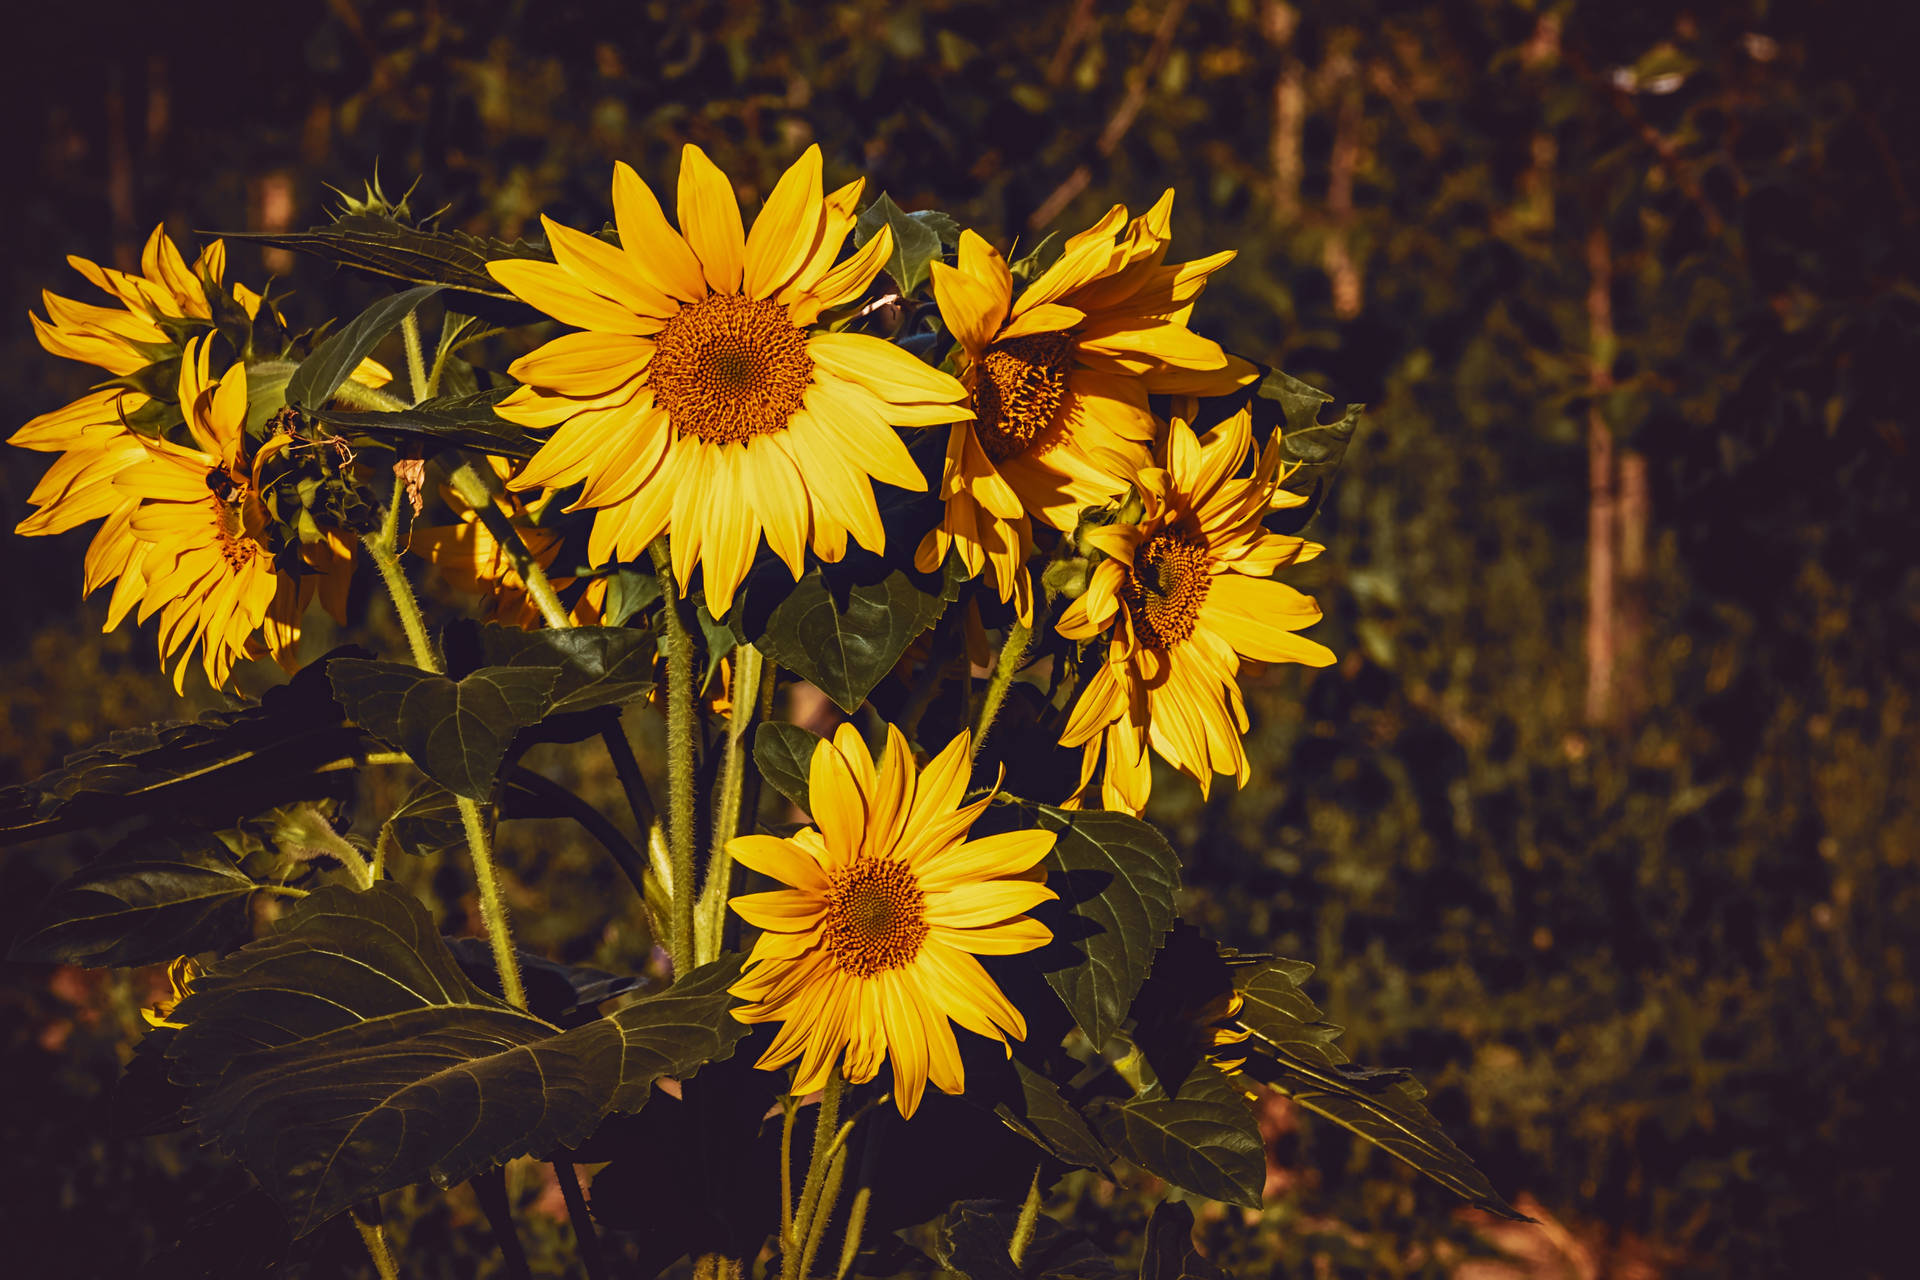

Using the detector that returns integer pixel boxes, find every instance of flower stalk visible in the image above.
[974,619,1032,751]
[649,536,698,977]
[695,642,765,965]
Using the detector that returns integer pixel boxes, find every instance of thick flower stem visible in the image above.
[460,794,527,1009]
[785,1072,847,1280]
[365,475,526,1009]
[799,1141,849,1280]
[444,458,573,630]
[649,537,698,977]
[695,643,765,965]
[351,1202,401,1280]
[1008,1165,1044,1267]
[974,619,1032,751]
[401,311,430,406]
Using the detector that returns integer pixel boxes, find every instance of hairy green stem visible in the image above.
[300,810,375,890]
[1008,1165,1044,1267]
[649,537,698,977]
[328,378,409,413]
[314,750,414,773]
[553,1160,610,1280]
[445,458,572,630]
[401,311,430,406]
[799,1140,849,1280]
[974,619,1032,751]
[258,884,310,899]
[833,1120,883,1280]
[351,1202,401,1280]
[460,796,526,1009]
[785,1071,846,1280]
[779,1096,799,1252]
[695,643,764,965]
[363,473,437,673]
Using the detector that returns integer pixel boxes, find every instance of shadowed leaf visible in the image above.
[225,213,549,304]
[752,722,821,812]
[1091,1063,1265,1209]
[328,660,558,800]
[7,828,264,967]
[938,1199,1126,1280]
[285,284,442,408]
[166,883,745,1236]
[473,624,658,715]
[992,1058,1114,1176]
[303,389,538,459]
[1138,1200,1232,1280]
[744,567,948,714]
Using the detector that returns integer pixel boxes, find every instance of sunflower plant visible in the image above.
[3,148,1517,1278]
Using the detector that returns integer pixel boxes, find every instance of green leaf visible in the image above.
[744,566,948,714]
[1138,1200,1232,1280]
[167,883,746,1236]
[1231,956,1525,1220]
[1027,805,1181,1047]
[328,660,559,800]
[303,389,539,460]
[7,828,263,968]
[992,1058,1115,1176]
[938,1199,1127,1280]
[595,565,662,627]
[384,773,567,860]
[224,213,549,303]
[0,649,370,846]
[473,624,658,715]
[1253,368,1365,527]
[853,193,954,295]
[285,284,442,409]
[1091,1063,1265,1209]
[751,722,821,812]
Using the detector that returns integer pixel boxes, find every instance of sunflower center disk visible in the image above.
[973,331,1074,463]
[203,477,260,571]
[649,294,813,445]
[1124,530,1211,650]
[823,856,930,978]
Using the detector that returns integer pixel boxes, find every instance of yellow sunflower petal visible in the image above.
[677,144,746,295]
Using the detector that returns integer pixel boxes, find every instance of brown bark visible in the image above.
[1322,48,1363,318]
[1265,3,1303,222]
[1584,224,1617,726]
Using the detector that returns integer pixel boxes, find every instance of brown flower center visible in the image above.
[973,331,1075,463]
[204,471,260,571]
[1123,530,1212,650]
[823,856,929,977]
[648,294,813,445]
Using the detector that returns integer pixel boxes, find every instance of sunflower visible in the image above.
[412,457,605,628]
[728,724,1056,1117]
[103,338,352,691]
[1057,408,1335,814]
[920,192,1255,620]
[13,225,381,642]
[490,144,973,617]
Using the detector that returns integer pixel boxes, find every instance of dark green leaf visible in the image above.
[1027,805,1181,1047]
[752,722,821,812]
[745,566,948,714]
[596,565,662,627]
[854,193,952,295]
[384,774,572,860]
[1252,368,1365,529]
[224,213,549,303]
[443,937,641,1028]
[694,601,740,692]
[7,828,262,968]
[303,389,539,459]
[1091,1063,1265,1209]
[285,284,442,409]
[938,1200,1126,1280]
[328,660,559,800]
[993,1058,1114,1176]
[0,650,369,846]
[1139,1200,1232,1280]
[167,883,745,1236]
[1231,957,1525,1220]
[473,624,657,715]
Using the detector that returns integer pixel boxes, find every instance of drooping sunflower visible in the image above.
[728,724,1056,1117]
[921,192,1256,620]
[13,225,382,643]
[105,338,352,691]
[490,144,973,617]
[1057,408,1335,814]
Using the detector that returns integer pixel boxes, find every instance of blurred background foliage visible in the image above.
[2,0,1916,1276]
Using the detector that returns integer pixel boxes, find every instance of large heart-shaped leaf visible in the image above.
[1090,1063,1264,1209]
[286,284,442,408]
[1230,956,1524,1220]
[1138,1200,1232,1280]
[304,389,539,459]
[745,566,948,713]
[167,883,745,1236]
[751,722,822,812]
[8,828,263,967]
[474,624,658,715]
[1026,805,1180,1048]
[328,660,559,800]
[0,649,370,845]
